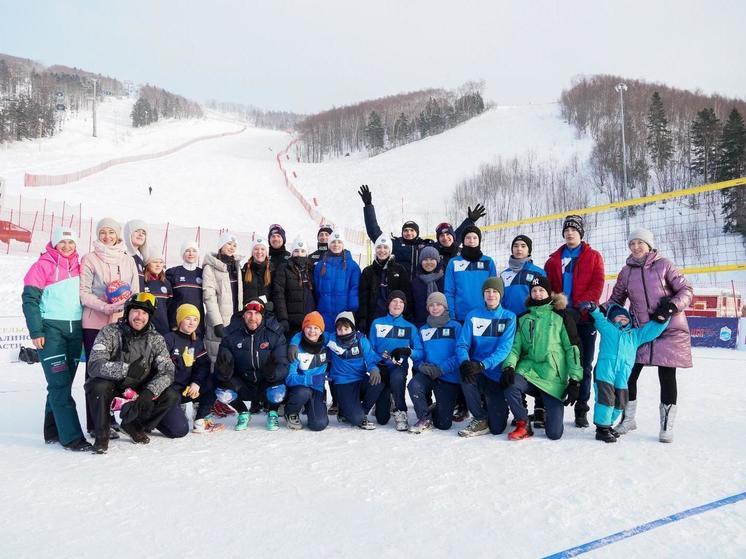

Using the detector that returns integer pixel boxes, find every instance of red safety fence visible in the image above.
[24,126,247,187]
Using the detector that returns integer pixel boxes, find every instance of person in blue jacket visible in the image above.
[407,292,462,433]
[284,311,329,431]
[212,298,289,432]
[445,225,497,322]
[358,184,486,281]
[163,304,223,434]
[582,302,670,443]
[326,311,383,430]
[166,240,204,337]
[456,277,516,438]
[368,290,424,431]
[411,246,445,327]
[313,230,361,333]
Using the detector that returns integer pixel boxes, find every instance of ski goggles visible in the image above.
[242,301,265,315]
[132,292,156,307]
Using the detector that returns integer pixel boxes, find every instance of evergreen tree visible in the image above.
[646,92,673,172]
[690,108,721,183]
[131,97,153,127]
[718,108,746,235]
[416,111,430,138]
[393,112,410,144]
[364,110,384,150]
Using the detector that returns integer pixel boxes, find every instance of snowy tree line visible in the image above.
[0,54,123,143]
[559,75,746,235]
[205,99,305,131]
[296,81,487,162]
[131,85,203,128]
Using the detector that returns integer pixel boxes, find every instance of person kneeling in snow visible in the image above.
[502,276,582,441]
[86,293,184,454]
[326,312,383,430]
[213,298,289,432]
[580,302,669,443]
[283,311,329,431]
[163,304,223,434]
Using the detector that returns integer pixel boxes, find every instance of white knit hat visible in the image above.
[252,236,269,251]
[329,230,345,245]
[374,235,392,250]
[96,218,122,241]
[290,236,308,254]
[628,228,655,250]
[218,231,238,250]
[181,240,199,255]
[52,226,78,247]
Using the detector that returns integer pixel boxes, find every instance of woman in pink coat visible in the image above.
[79,218,140,434]
[606,228,693,443]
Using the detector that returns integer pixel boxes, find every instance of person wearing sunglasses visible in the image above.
[85,292,185,453]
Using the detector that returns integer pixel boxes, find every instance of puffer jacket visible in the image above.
[22,243,83,338]
[313,249,361,332]
[608,250,693,368]
[503,294,582,401]
[272,257,316,334]
[86,318,174,397]
[79,240,140,330]
[215,320,288,384]
[202,251,244,360]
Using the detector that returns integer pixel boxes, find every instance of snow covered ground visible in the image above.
[1,348,744,559]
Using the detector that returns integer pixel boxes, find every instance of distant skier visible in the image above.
[148,186,153,196]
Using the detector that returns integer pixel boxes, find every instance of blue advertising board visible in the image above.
[688,317,739,349]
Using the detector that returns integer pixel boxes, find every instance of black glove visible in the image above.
[120,388,155,423]
[279,320,290,333]
[214,349,234,381]
[213,324,225,338]
[467,203,486,223]
[564,379,580,407]
[287,344,299,363]
[121,357,147,389]
[368,370,382,386]
[499,366,515,389]
[459,360,483,384]
[358,184,372,205]
[419,363,443,380]
[651,297,677,323]
[598,303,608,316]
[390,347,412,361]
[578,301,597,314]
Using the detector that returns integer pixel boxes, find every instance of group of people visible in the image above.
[21,185,693,454]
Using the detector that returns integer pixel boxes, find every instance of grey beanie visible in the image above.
[96,218,122,242]
[419,245,440,264]
[426,291,448,309]
[628,228,655,250]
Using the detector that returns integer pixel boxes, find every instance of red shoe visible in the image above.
[210,401,236,418]
[508,420,533,440]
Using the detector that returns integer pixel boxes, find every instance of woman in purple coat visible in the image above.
[606,228,693,443]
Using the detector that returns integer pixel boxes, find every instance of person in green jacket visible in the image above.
[502,276,582,441]
[22,227,92,451]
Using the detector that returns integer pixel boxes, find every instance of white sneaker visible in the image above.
[458,418,489,438]
[193,416,225,433]
[393,410,409,432]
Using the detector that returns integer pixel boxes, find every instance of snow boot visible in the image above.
[63,438,94,452]
[409,417,433,434]
[193,416,225,433]
[508,419,533,441]
[121,422,150,444]
[328,402,339,416]
[286,413,303,430]
[574,403,590,428]
[659,403,677,443]
[266,410,280,431]
[43,411,59,444]
[595,426,617,443]
[615,400,638,435]
[458,418,489,438]
[452,403,469,423]
[93,436,109,454]
[393,410,409,432]
[531,408,545,429]
[235,411,251,431]
[358,415,376,430]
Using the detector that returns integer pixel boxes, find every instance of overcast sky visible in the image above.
[2,0,744,114]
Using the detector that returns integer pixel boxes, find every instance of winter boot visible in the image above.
[266,410,280,431]
[531,408,545,429]
[409,417,433,434]
[235,411,251,431]
[93,436,109,454]
[358,415,376,430]
[615,400,638,435]
[659,403,677,443]
[286,413,303,430]
[121,422,150,444]
[458,418,489,438]
[393,410,409,432]
[595,426,617,443]
[328,402,339,416]
[508,419,533,441]
[453,403,469,423]
[63,438,95,452]
[574,403,590,428]
[193,416,225,433]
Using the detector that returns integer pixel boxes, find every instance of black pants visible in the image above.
[628,364,677,405]
[82,328,100,432]
[86,379,180,437]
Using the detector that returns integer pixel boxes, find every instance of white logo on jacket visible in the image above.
[376,324,393,338]
[471,317,491,336]
[326,341,345,355]
[421,328,436,341]
[453,260,470,272]
[501,270,517,286]
[561,257,572,273]
[299,353,314,370]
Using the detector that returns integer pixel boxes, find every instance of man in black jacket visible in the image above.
[358,184,486,280]
[310,225,333,266]
[357,235,412,334]
[213,298,289,431]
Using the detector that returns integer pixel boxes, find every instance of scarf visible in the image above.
[508,256,530,272]
[418,269,444,295]
[426,313,450,328]
[461,245,483,262]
